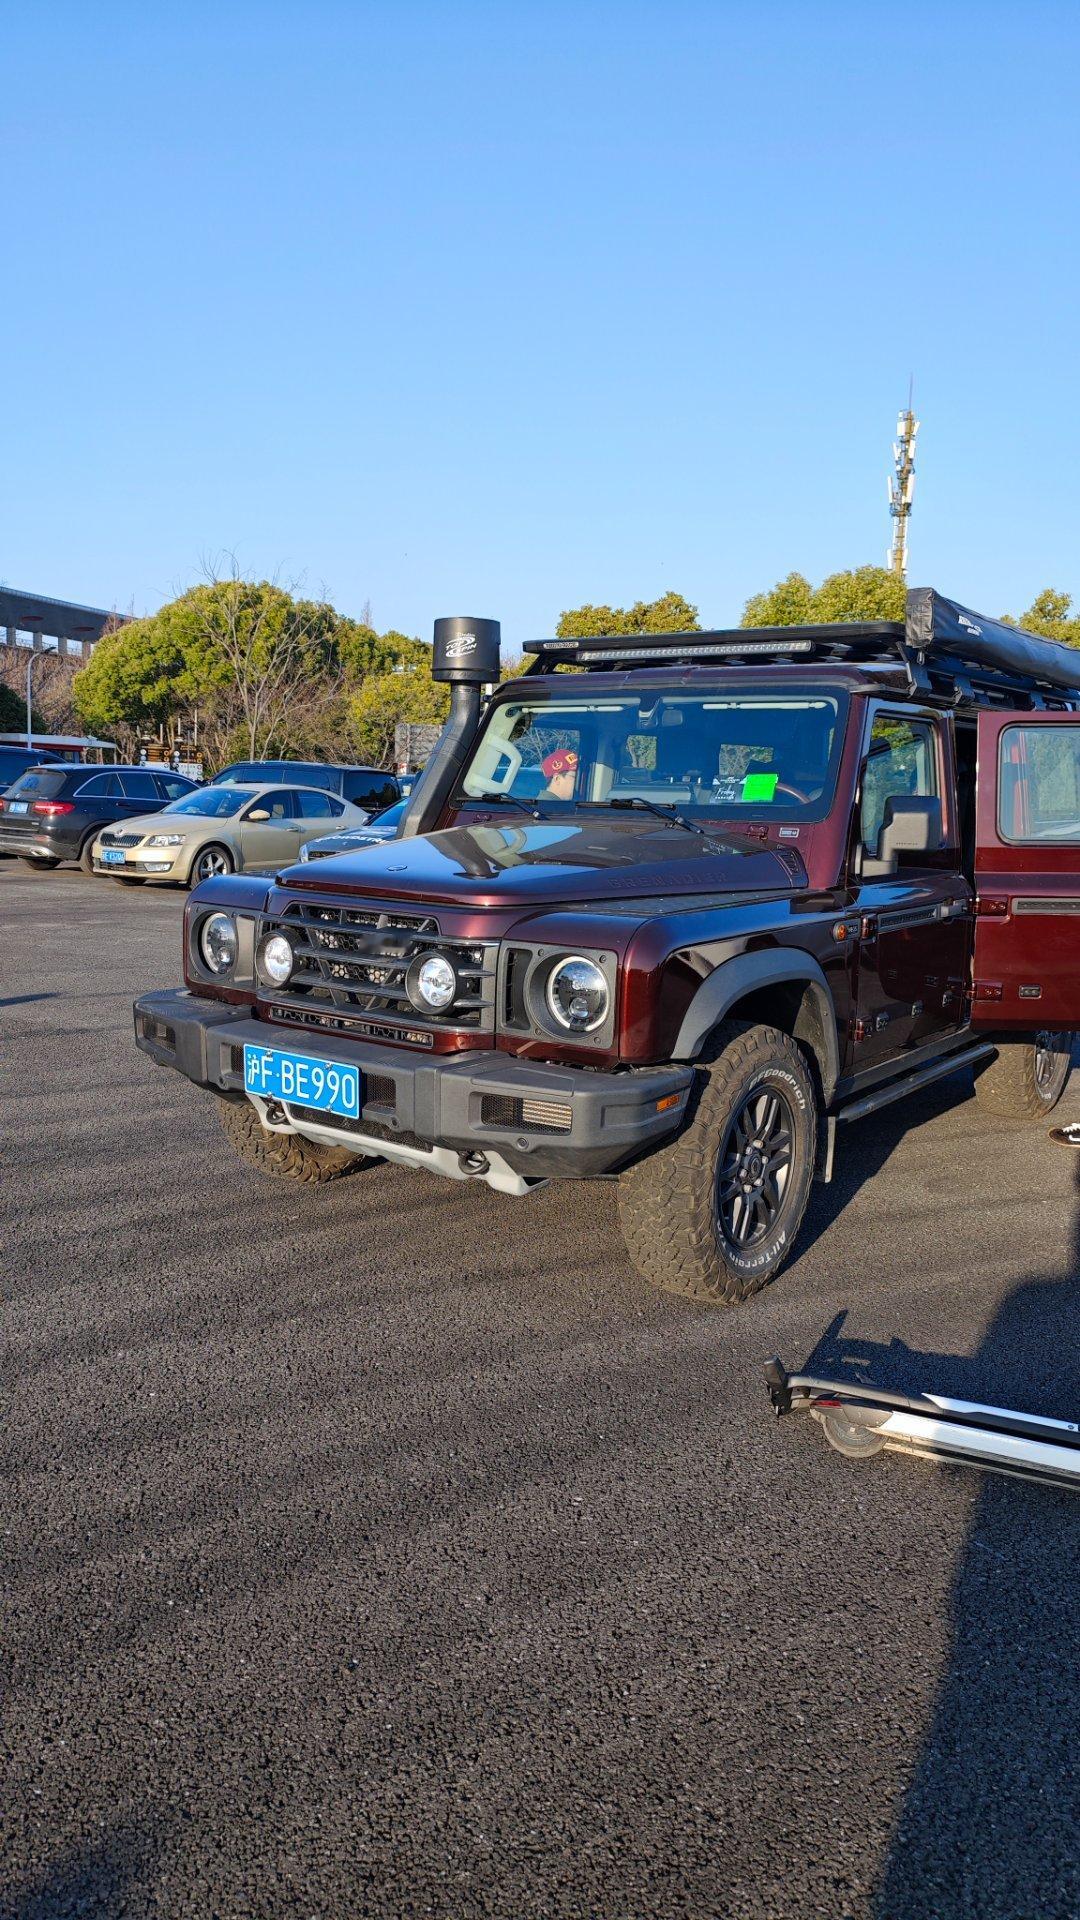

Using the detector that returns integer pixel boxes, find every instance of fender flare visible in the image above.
[672,949,840,1102]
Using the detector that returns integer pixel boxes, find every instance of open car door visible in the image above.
[973,710,1080,1029]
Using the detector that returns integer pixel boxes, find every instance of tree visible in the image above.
[347,669,451,767]
[742,566,906,627]
[1005,588,1080,648]
[556,591,700,639]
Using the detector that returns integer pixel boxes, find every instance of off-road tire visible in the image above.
[617,1020,818,1307]
[217,1095,365,1183]
[974,1033,1072,1120]
[79,834,99,875]
[18,855,59,870]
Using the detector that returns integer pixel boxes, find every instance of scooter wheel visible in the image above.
[815,1408,887,1460]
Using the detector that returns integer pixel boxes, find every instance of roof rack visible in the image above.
[522,589,1080,711]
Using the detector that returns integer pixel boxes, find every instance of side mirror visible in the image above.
[245,808,270,822]
[863,795,943,876]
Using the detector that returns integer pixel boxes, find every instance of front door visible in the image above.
[852,709,971,1070]
[238,789,304,870]
[972,711,1080,1029]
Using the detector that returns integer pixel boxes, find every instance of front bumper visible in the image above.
[92,838,179,876]
[133,988,694,1185]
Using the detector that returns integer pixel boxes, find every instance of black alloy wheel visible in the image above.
[716,1085,794,1255]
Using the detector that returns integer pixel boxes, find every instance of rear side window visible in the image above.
[118,771,161,800]
[156,775,194,800]
[76,773,122,799]
[999,725,1080,843]
[8,768,70,798]
[343,771,397,808]
[296,790,336,819]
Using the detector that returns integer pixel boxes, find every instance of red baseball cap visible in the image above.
[541,748,579,779]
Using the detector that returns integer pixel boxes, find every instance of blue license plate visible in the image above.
[101,847,126,864]
[7,801,28,814]
[243,1043,361,1118]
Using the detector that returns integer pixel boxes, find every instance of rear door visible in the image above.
[973,711,1080,1029]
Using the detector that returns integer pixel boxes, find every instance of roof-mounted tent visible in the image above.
[521,590,1080,710]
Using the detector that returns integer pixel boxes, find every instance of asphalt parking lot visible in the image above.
[3,863,1079,1920]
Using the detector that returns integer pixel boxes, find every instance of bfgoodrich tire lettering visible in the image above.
[217,1095,366,1183]
[617,1020,818,1306]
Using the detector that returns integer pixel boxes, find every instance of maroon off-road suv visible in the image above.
[134,591,1080,1306]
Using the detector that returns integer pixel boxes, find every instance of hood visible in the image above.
[279,818,806,908]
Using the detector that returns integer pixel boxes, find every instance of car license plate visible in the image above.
[7,800,28,814]
[101,848,126,865]
[243,1043,361,1118]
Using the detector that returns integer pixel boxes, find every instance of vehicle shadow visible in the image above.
[792,1178,1080,1920]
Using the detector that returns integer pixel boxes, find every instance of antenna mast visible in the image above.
[887,384,919,576]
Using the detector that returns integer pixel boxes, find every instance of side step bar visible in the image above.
[765,1359,1080,1492]
[833,1038,996,1125]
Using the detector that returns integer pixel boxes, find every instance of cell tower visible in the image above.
[887,387,919,576]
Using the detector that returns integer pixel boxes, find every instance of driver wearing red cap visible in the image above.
[540,748,579,801]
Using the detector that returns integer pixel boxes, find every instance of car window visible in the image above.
[164,788,244,818]
[76,772,122,799]
[7,768,70,798]
[296,789,335,819]
[998,725,1080,843]
[370,799,404,831]
[327,795,345,816]
[118,770,161,801]
[342,771,395,806]
[157,775,194,800]
[248,789,295,820]
[861,716,938,851]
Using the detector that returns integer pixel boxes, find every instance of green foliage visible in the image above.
[1005,588,1080,649]
[347,669,451,767]
[556,591,700,639]
[72,577,436,770]
[742,566,906,627]
[0,680,28,732]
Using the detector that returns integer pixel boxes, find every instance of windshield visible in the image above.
[162,788,245,818]
[455,687,846,822]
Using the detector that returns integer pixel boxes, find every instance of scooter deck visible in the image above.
[765,1358,1080,1491]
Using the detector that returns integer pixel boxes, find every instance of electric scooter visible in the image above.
[765,1357,1080,1491]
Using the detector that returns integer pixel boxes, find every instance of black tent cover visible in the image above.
[906,588,1080,695]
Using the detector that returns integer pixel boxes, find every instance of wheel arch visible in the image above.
[672,949,840,1104]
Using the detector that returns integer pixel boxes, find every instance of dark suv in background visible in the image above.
[210,761,399,812]
[0,745,64,792]
[0,764,198,872]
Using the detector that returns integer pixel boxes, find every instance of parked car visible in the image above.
[0,745,65,793]
[91,782,371,886]
[0,764,198,872]
[210,760,399,812]
[297,797,407,861]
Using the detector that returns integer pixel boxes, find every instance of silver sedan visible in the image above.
[91,782,372,886]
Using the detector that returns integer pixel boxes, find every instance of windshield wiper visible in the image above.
[605,795,715,844]
[470,790,545,821]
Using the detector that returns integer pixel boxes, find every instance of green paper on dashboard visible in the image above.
[741,772,778,802]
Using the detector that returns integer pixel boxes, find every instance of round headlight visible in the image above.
[258,932,295,987]
[407,951,457,1012]
[546,955,609,1033]
[200,912,238,976]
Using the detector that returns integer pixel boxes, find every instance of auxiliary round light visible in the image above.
[258,931,295,987]
[408,951,457,1013]
[200,912,238,976]
[546,955,609,1033]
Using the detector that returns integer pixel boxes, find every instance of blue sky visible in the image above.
[3,1,1078,647]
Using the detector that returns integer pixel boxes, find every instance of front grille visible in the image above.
[101,830,144,848]
[258,900,498,1036]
